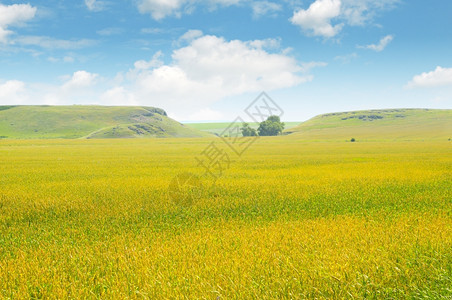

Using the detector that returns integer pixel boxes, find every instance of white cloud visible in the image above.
[406,67,452,88]
[12,36,96,49]
[137,0,188,20]
[0,27,12,43]
[187,108,223,121]
[62,71,99,90]
[97,32,316,115]
[137,0,397,23]
[135,0,400,32]
[0,3,37,43]
[97,27,124,36]
[137,0,246,20]
[359,35,393,52]
[141,27,164,34]
[128,33,309,110]
[37,71,102,105]
[341,0,400,26]
[100,86,138,105]
[63,56,75,63]
[334,52,358,64]
[0,80,27,104]
[429,96,450,104]
[47,57,59,63]
[301,61,328,72]
[1,71,101,106]
[290,0,400,38]
[251,1,282,18]
[178,29,203,43]
[1,33,321,118]
[290,0,343,38]
[0,4,94,51]
[47,55,76,63]
[248,38,281,50]
[208,0,242,6]
[133,51,164,70]
[85,0,106,12]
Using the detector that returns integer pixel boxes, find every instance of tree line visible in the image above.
[240,115,285,137]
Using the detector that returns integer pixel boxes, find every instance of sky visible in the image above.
[0,0,451,122]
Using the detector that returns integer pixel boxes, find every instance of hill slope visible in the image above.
[285,109,452,141]
[0,105,210,139]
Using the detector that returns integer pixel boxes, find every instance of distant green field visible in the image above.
[186,121,301,136]
[285,108,452,141]
[2,106,450,141]
[0,105,210,139]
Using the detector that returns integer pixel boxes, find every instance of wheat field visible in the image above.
[0,138,451,298]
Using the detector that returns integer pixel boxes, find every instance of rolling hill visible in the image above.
[0,105,210,139]
[285,109,452,141]
[1,106,450,141]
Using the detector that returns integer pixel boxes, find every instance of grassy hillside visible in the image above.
[0,105,210,139]
[2,106,450,140]
[186,121,301,136]
[285,108,452,141]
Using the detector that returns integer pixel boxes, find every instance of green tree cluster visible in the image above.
[240,116,285,137]
[240,123,258,136]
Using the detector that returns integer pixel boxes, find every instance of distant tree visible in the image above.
[257,116,285,136]
[266,115,281,123]
[351,138,356,142]
[240,123,258,137]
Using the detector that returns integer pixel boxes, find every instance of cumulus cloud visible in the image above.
[359,35,393,52]
[126,33,310,110]
[290,0,343,38]
[0,3,37,43]
[0,71,105,106]
[406,67,452,88]
[62,71,99,90]
[1,33,321,119]
[251,1,282,18]
[290,0,400,38]
[100,86,138,105]
[0,80,27,104]
[132,51,164,70]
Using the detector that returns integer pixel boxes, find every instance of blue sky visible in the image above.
[0,0,451,122]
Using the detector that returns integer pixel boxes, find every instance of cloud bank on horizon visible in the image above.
[0,0,451,121]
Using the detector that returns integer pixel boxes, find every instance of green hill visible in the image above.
[285,109,452,141]
[0,105,210,139]
[2,106,450,140]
